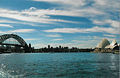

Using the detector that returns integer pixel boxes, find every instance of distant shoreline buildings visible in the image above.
[34,45,94,53]
[34,38,119,53]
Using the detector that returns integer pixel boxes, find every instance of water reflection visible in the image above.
[94,53,119,78]
[0,53,26,78]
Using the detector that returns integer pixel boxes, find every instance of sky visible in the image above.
[0,0,120,48]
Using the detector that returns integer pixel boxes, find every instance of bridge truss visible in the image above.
[0,34,32,53]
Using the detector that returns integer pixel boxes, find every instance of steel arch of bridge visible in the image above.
[0,34,28,47]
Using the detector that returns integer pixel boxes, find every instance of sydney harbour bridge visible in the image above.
[0,34,33,53]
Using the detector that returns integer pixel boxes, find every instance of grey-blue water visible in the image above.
[0,53,119,78]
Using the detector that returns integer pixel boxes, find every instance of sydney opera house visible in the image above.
[94,39,119,53]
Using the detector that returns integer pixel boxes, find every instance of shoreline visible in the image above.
[0,51,119,54]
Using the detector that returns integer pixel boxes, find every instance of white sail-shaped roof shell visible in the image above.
[96,38,110,49]
[105,39,118,49]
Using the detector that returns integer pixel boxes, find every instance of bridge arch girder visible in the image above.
[0,34,28,47]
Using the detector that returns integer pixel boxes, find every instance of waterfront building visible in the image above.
[105,39,118,50]
[94,39,119,53]
[96,38,110,49]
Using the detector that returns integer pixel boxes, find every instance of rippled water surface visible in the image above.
[0,53,119,78]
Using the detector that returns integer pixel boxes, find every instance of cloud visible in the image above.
[0,24,13,28]
[2,0,118,27]
[33,0,118,9]
[0,0,116,26]
[0,8,79,24]
[103,34,116,37]
[93,0,120,10]
[52,39,63,41]
[44,28,86,33]
[92,19,120,34]
[33,0,86,7]
[46,34,62,37]
[0,29,36,34]
[9,29,36,33]
[0,20,17,23]
[0,20,38,26]
[71,35,118,48]
[24,6,104,17]
[25,38,38,41]
[44,26,119,34]
[85,26,118,34]
[33,0,119,20]
[0,3,106,26]
[0,0,119,49]
[93,19,120,28]
[108,20,119,28]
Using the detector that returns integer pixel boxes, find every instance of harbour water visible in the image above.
[0,53,119,78]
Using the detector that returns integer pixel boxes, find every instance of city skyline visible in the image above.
[0,0,119,48]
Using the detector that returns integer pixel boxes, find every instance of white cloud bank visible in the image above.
[0,0,119,30]
[44,26,119,34]
[0,29,36,34]
[10,29,36,33]
[32,0,120,35]
[46,34,62,37]
[93,19,120,28]
[52,39,63,41]
[0,24,13,28]
[0,8,79,24]
[103,34,116,38]
[33,0,86,7]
